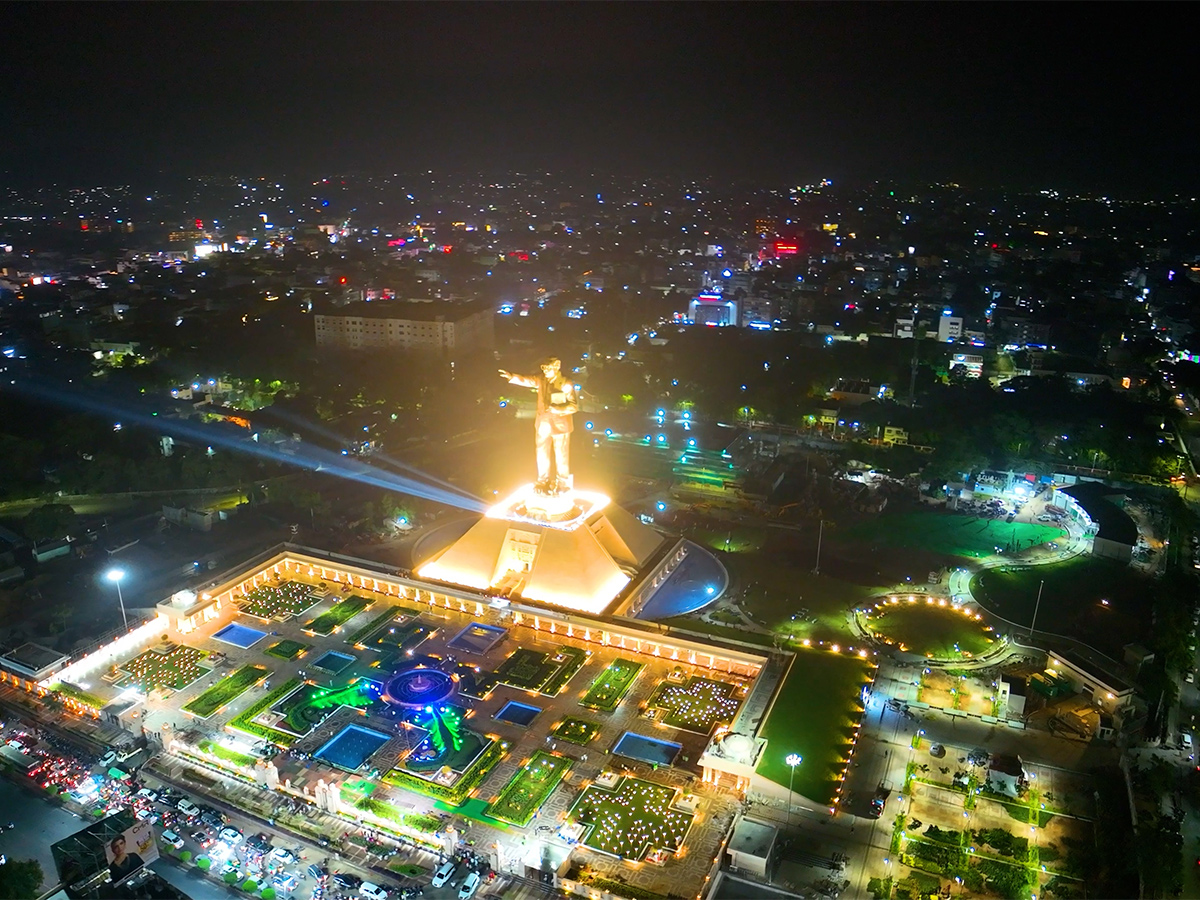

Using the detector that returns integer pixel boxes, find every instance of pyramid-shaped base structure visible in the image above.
[416,484,664,614]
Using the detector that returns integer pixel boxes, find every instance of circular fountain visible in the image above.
[382,657,456,708]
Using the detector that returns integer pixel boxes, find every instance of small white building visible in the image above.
[726,815,778,878]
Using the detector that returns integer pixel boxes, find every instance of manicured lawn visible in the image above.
[228,678,303,746]
[485,751,570,826]
[580,659,644,711]
[845,511,1065,560]
[864,601,995,660]
[241,580,317,620]
[755,650,872,805]
[272,681,381,735]
[569,776,693,861]
[306,595,372,635]
[347,606,404,645]
[265,640,309,660]
[371,619,433,655]
[687,525,769,554]
[554,717,602,745]
[540,646,588,696]
[495,648,558,690]
[725,553,876,642]
[648,677,740,734]
[184,664,269,717]
[121,645,209,691]
[971,556,1153,656]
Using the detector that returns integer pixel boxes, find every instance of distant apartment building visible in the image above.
[937,313,963,343]
[315,301,494,354]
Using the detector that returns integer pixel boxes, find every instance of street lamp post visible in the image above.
[1029,579,1044,639]
[813,520,824,575]
[785,753,802,826]
[107,568,128,630]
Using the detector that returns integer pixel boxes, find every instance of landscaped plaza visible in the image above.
[39,548,870,899]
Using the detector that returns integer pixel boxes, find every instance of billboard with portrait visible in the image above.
[103,819,159,884]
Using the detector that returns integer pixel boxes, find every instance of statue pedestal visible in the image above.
[521,489,578,522]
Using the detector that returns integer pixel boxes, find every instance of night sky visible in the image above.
[4,2,1193,194]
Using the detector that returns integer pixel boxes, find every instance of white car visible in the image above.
[177,799,201,818]
[458,872,481,900]
[134,808,159,824]
[161,830,185,850]
[136,788,159,803]
[431,861,457,888]
[219,827,243,846]
[98,750,118,767]
[359,883,388,900]
[269,847,296,865]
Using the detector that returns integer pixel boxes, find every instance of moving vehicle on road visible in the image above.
[335,873,364,890]
[459,872,481,900]
[176,799,200,818]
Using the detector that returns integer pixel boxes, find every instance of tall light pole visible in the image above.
[813,521,824,575]
[1029,579,1044,639]
[107,568,128,630]
[785,753,802,826]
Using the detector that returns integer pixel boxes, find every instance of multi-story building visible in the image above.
[937,313,963,343]
[314,301,494,354]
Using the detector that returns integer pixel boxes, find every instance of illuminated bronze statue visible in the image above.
[499,358,578,494]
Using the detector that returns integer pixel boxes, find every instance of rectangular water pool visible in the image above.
[494,700,541,726]
[314,724,391,770]
[613,732,681,767]
[213,623,268,648]
[312,651,356,675]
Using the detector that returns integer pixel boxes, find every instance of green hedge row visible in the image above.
[184,664,269,718]
[51,681,106,709]
[384,739,506,804]
[541,646,588,696]
[226,678,303,747]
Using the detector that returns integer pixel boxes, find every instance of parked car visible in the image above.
[219,827,243,846]
[459,872,481,900]
[98,750,117,767]
[269,847,296,865]
[307,864,329,882]
[334,873,364,890]
[359,882,388,900]
[160,830,184,850]
[190,831,212,849]
[136,788,159,803]
[432,862,457,888]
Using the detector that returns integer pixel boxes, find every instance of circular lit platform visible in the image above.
[382,661,456,708]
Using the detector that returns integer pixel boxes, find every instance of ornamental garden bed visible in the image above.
[580,659,643,711]
[306,595,372,635]
[568,776,693,861]
[554,717,602,745]
[121,644,209,691]
[240,581,317,620]
[227,678,303,746]
[265,640,309,660]
[486,751,570,826]
[647,677,740,734]
[383,738,507,806]
[184,664,269,718]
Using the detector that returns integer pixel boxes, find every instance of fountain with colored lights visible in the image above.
[382,658,456,708]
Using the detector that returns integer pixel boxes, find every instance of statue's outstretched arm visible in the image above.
[499,369,538,388]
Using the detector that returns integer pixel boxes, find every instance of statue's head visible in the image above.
[540,357,561,378]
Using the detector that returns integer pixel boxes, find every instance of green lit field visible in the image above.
[845,511,1065,560]
[569,776,693,861]
[580,659,643,711]
[486,751,570,825]
[755,649,872,805]
[864,601,995,660]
